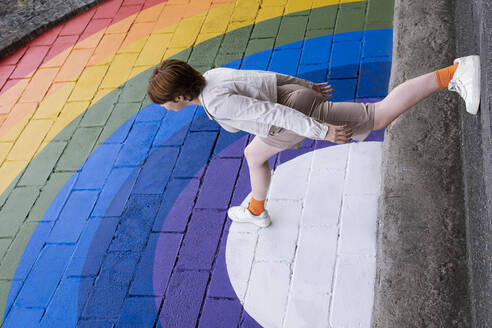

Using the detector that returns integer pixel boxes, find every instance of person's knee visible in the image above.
[373,101,388,130]
[373,116,385,130]
[244,145,266,166]
[244,145,257,163]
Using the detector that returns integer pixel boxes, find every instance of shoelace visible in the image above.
[448,80,467,99]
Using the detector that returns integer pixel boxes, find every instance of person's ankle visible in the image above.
[248,196,265,216]
[435,62,459,90]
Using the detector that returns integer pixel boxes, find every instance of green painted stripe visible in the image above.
[0,1,394,320]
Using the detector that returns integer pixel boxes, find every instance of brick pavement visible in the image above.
[0,0,394,326]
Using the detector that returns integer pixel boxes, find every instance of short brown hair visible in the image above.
[147,59,205,104]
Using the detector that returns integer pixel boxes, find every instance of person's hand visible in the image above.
[322,123,352,144]
[312,82,334,98]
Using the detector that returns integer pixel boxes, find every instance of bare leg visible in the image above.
[373,71,440,130]
[244,136,284,201]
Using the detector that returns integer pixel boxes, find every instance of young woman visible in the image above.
[147,55,481,228]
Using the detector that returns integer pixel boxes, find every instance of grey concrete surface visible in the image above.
[0,0,106,60]
[373,0,472,327]
[455,1,492,327]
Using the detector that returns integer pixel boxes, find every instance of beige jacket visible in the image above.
[198,67,329,140]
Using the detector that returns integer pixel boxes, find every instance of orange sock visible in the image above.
[435,63,459,90]
[248,197,265,216]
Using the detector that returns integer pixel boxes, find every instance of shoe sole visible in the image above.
[456,55,481,114]
[227,209,271,227]
[469,55,481,114]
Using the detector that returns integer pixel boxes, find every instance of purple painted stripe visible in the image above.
[175,209,226,271]
[199,298,242,328]
[157,270,209,327]
[147,233,182,296]
[153,135,263,327]
[195,157,242,209]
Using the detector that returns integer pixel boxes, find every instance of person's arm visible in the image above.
[216,120,240,133]
[241,69,315,89]
[273,71,315,89]
[213,93,328,140]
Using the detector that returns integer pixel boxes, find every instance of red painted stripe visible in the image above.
[42,36,79,67]
[9,46,51,79]
[1,46,28,66]
[93,0,124,19]
[59,10,96,36]
[124,0,146,5]
[0,65,15,90]
[142,0,162,8]
[30,25,63,46]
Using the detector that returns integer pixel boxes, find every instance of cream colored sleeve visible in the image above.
[242,69,315,88]
[216,120,240,133]
[273,72,315,88]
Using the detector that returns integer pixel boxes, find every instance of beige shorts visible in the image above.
[259,84,376,149]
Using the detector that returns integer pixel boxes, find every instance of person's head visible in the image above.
[147,59,205,111]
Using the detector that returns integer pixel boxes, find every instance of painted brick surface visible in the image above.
[175,209,226,270]
[195,157,242,209]
[154,177,200,233]
[2,306,44,328]
[40,277,94,327]
[75,143,121,190]
[47,190,99,244]
[158,270,209,328]
[117,296,162,327]
[132,147,179,194]
[27,172,78,223]
[172,131,217,178]
[82,251,140,318]
[130,232,182,296]
[0,186,40,238]
[109,194,160,251]
[199,298,243,328]
[0,0,394,326]
[66,217,120,277]
[15,244,75,307]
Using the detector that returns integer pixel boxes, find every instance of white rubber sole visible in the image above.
[227,207,271,227]
[469,55,481,115]
[455,55,481,114]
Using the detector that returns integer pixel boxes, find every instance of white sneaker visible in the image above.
[448,55,481,114]
[227,206,271,227]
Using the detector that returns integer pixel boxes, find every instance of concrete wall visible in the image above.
[455,1,492,327]
[373,0,472,326]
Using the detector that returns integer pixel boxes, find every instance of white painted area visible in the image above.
[284,289,331,328]
[254,199,301,262]
[225,142,383,328]
[338,195,379,257]
[267,150,313,200]
[244,261,292,328]
[343,142,382,196]
[290,226,338,295]
[330,255,377,328]
[225,232,258,301]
